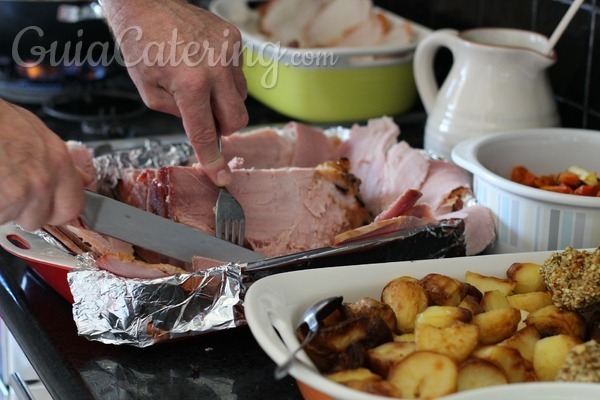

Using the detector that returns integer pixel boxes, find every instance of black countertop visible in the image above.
[0,97,426,400]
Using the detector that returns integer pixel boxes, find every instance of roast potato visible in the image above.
[457,358,508,391]
[387,351,458,398]
[533,334,582,381]
[381,277,429,334]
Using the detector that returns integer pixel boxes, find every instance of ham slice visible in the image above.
[418,160,472,215]
[333,215,432,245]
[222,127,295,168]
[119,160,370,258]
[221,123,337,169]
[333,189,439,245]
[438,205,496,255]
[44,222,134,259]
[374,189,422,222]
[336,117,430,215]
[95,253,188,279]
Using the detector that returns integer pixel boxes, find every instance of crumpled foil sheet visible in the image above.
[68,254,246,348]
[92,139,193,194]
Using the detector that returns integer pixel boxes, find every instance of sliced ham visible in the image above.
[116,168,150,209]
[119,160,370,258]
[374,189,422,222]
[95,253,188,279]
[418,159,472,215]
[220,123,337,169]
[438,205,496,256]
[336,117,430,215]
[284,122,339,167]
[192,256,227,271]
[332,215,432,245]
[47,223,134,259]
[222,126,294,168]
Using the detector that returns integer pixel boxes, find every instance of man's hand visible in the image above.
[103,0,249,186]
[0,100,86,231]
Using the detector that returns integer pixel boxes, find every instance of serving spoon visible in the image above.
[542,0,584,55]
[274,296,344,379]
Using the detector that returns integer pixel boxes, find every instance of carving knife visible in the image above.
[80,191,265,263]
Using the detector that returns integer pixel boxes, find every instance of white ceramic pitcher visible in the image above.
[414,28,560,159]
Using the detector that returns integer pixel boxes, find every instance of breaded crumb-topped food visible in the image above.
[556,340,600,383]
[540,246,600,312]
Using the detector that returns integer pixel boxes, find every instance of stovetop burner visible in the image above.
[0,66,185,141]
[0,55,112,105]
[42,90,147,136]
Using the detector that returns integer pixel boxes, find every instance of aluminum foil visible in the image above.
[92,139,193,195]
[69,254,246,347]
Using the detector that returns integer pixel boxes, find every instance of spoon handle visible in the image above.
[543,0,584,55]
[274,330,316,380]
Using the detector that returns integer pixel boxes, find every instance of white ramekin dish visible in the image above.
[452,128,600,254]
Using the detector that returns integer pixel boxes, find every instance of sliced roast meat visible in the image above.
[438,205,496,256]
[222,126,295,168]
[374,189,422,222]
[116,168,147,209]
[147,165,217,233]
[95,253,188,279]
[418,159,472,215]
[43,225,89,256]
[192,256,227,271]
[49,223,134,258]
[220,123,337,169]
[119,160,370,258]
[336,117,430,215]
[284,122,339,167]
[332,215,432,245]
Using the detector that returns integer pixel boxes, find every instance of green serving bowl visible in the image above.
[211,0,431,123]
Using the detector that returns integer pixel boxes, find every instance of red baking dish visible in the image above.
[0,224,78,303]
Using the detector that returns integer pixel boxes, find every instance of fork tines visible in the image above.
[215,188,246,246]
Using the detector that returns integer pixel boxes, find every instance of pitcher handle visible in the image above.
[413,29,459,113]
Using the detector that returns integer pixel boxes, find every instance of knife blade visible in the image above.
[80,191,265,263]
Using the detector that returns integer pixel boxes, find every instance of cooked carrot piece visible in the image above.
[535,174,556,187]
[574,185,600,197]
[540,184,574,194]
[511,164,598,196]
[511,165,538,187]
[557,171,581,187]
